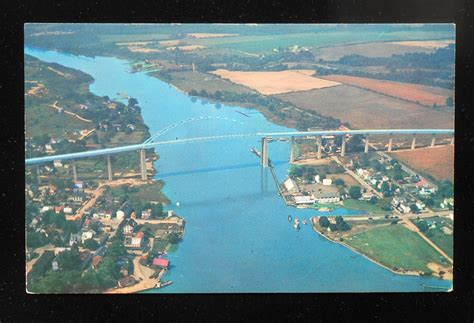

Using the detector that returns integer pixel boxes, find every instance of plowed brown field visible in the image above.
[389,145,454,182]
[321,75,451,107]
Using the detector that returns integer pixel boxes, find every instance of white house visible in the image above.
[53,160,63,168]
[322,178,332,186]
[81,230,95,243]
[294,195,316,205]
[116,210,125,220]
[141,209,152,220]
[63,207,73,214]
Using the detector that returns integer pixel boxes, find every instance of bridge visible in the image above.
[25,120,454,182]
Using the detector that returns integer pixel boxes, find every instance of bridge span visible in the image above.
[26,128,454,181]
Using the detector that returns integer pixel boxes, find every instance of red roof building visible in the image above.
[136,231,145,239]
[92,255,102,269]
[152,257,170,268]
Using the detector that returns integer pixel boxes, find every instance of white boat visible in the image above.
[176,202,180,207]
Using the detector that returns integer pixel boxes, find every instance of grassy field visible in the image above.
[413,217,453,258]
[277,84,454,130]
[25,103,89,138]
[314,41,437,61]
[321,75,453,107]
[389,145,454,182]
[342,199,389,215]
[184,31,454,54]
[164,71,255,94]
[345,224,449,273]
[127,180,170,204]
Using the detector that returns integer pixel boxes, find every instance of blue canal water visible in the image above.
[25,47,452,292]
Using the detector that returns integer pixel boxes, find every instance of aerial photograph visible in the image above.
[24,23,454,293]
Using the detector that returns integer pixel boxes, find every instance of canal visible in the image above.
[25,47,452,292]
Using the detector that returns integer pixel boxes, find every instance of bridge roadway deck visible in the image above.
[25,129,453,165]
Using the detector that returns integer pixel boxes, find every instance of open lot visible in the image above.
[277,84,454,130]
[211,69,341,95]
[389,145,454,182]
[320,75,452,107]
[345,224,450,273]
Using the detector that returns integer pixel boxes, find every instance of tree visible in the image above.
[319,216,330,228]
[83,238,99,250]
[168,231,181,244]
[349,186,362,199]
[410,204,419,213]
[56,245,82,271]
[334,179,345,186]
[128,97,138,107]
[27,231,49,248]
[381,181,391,193]
[369,196,378,204]
[335,216,351,231]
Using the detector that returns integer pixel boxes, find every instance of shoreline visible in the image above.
[310,217,451,281]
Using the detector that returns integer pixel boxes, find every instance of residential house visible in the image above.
[69,233,81,246]
[55,205,64,214]
[152,257,170,269]
[81,230,96,244]
[124,236,144,249]
[322,178,332,186]
[122,218,137,236]
[141,209,152,220]
[116,210,125,220]
[63,207,73,214]
[91,255,102,269]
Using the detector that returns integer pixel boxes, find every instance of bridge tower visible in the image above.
[340,135,346,157]
[261,137,269,167]
[431,135,436,148]
[106,155,113,181]
[72,159,78,181]
[140,149,147,181]
[411,134,417,150]
[289,137,295,163]
[388,137,393,152]
[364,135,370,153]
[317,136,322,159]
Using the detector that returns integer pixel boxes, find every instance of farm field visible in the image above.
[390,39,454,49]
[320,75,452,107]
[161,71,256,94]
[389,145,454,182]
[183,31,454,54]
[211,69,341,95]
[345,224,450,273]
[314,41,437,61]
[276,84,454,130]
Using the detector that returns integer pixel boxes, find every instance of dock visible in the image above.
[268,163,290,206]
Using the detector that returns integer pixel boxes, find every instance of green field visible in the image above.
[185,31,454,53]
[342,199,390,215]
[345,224,449,273]
[164,71,255,94]
[25,103,89,138]
[414,217,453,258]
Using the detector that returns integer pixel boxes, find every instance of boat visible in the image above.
[250,147,261,157]
[236,110,250,117]
[176,202,180,207]
[288,214,292,222]
[293,218,300,230]
[303,220,308,225]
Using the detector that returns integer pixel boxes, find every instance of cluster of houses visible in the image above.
[98,120,135,132]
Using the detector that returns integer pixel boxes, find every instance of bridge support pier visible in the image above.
[364,136,369,154]
[107,155,113,181]
[431,136,436,148]
[450,136,454,145]
[340,136,346,157]
[289,137,295,163]
[140,149,147,181]
[317,136,322,159]
[411,135,417,150]
[261,137,269,167]
[388,137,393,152]
[36,164,41,185]
[72,159,77,181]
